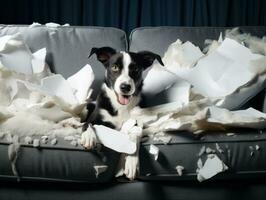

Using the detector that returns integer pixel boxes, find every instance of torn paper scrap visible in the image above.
[41,135,48,144]
[93,125,136,154]
[176,165,184,176]
[67,64,94,103]
[29,22,42,28]
[226,133,235,136]
[51,138,57,145]
[143,64,180,95]
[164,40,204,74]
[0,34,33,74]
[23,74,78,105]
[197,154,228,182]
[24,136,33,144]
[31,48,47,74]
[21,64,93,111]
[94,165,108,178]
[153,132,172,144]
[207,107,266,129]
[215,143,224,154]
[45,22,61,28]
[33,139,40,147]
[149,144,159,160]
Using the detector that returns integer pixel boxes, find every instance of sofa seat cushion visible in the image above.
[139,129,266,181]
[0,137,120,183]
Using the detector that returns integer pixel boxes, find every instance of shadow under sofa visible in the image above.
[0,25,266,200]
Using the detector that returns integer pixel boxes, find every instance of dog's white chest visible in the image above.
[99,107,132,129]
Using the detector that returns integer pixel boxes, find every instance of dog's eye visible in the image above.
[111,64,119,72]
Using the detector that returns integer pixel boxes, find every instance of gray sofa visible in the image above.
[0,25,266,200]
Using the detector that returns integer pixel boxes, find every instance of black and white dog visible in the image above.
[81,47,164,179]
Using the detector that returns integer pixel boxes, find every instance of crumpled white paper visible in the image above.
[178,38,263,97]
[145,33,266,110]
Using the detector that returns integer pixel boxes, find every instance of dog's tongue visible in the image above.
[118,95,130,105]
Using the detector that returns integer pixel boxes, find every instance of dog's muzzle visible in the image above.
[116,83,133,105]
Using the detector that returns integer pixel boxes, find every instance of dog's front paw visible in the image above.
[80,126,97,150]
[124,155,139,180]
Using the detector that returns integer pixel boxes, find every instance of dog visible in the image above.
[81,46,164,180]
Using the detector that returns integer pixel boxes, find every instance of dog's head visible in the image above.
[89,47,164,105]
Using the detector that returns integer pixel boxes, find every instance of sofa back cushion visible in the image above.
[129,26,266,54]
[0,25,127,96]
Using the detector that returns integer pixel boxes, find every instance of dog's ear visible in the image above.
[137,51,164,69]
[89,47,116,66]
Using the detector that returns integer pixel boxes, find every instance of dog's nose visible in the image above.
[120,83,131,93]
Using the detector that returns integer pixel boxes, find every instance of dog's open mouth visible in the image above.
[116,93,132,105]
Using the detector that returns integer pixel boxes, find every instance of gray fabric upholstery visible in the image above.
[0,25,127,97]
[139,129,266,181]
[0,140,120,183]
[129,26,266,54]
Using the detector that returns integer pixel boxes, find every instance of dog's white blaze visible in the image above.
[114,52,135,95]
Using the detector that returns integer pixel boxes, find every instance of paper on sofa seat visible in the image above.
[23,74,78,105]
[178,38,264,98]
[67,64,94,103]
[207,107,266,129]
[21,64,94,106]
[197,154,228,182]
[93,125,137,154]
